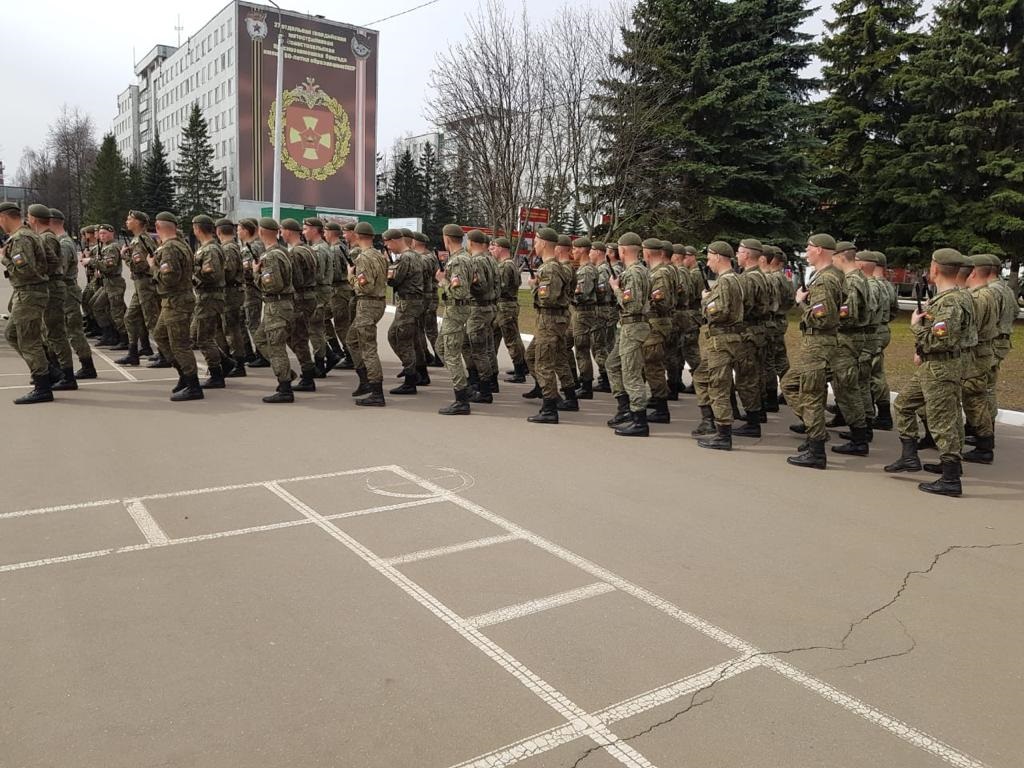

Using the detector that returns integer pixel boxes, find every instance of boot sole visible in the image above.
[786,459,826,469]
[918,484,962,497]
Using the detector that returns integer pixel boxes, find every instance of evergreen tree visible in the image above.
[815,0,922,251]
[85,133,128,228]
[882,0,1024,268]
[126,161,144,212]
[388,148,426,217]
[429,163,457,245]
[143,131,176,218]
[418,142,438,234]
[174,103,223,220]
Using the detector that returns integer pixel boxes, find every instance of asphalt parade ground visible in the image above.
[2,302,1022,768]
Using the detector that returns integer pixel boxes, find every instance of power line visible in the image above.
[363,0,441,27]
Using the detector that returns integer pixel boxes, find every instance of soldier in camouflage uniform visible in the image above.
[492,236,528,382]
[592,242,615,392]
[346,221,388,406]
[324,222,355,370]
[1,202,54,403]
[959,254,1000,464]
[828,242,871,455]
[526,227,573,424]
[189,215,227,389]
[116,210,159,367]
[884,249,969,496]
[304,218,338,375]
[437,224,475,415]
[555,235,580,400]
[93,224,129,349]
[734,239,770,437]
[150,212,203,401]
[28,205,74,388]
[78,225,98,336]
[761,245,794,412]
[401,228,431,384]
[642,238,677,424]
[280,219,320,392]
[50,210,96,380]
[214,218,247,377]
[571,236,599,400]
[463,230,499,403]
[84,227,113,345]
[412,231,442,368]
[978,254,1017,453]
[666,244,694,400]
[382,228,425,395]
[252,218,296,403]
[238,219,269,367]
[605,233,651,436]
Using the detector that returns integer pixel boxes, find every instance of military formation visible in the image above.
[1,202,1017,498]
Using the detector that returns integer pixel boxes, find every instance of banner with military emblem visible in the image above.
[236,4,378,213]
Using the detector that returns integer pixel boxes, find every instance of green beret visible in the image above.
[607,242,618,251]
[279,218,301,232]
[303,217,323,229]
[536,227,559,243]
[49,208,65,221]
[466,229,488,244]
[708,240,735,259]
[672,244,687,255]
[238,218,258,231]
[27,203,51,220]
[400,228,413,239]
[931,247,964,267]
[97,224,115,233]
[0,201,20,216]
[834,240,856,253]
[343,222,357,232]
[684,246,698,256]
[591,241,606,252]
[807,233,837,250]
[354,221,375,236]
[968,254,992,268]
[83,225,97,234]
[641,237,663,250]
[572,236,592,249]
[557,234,572,247]
[855,250,876,263]
[127,209,148,224]
[618,232,642,247]
[658,240,671,252]
[442,223,464,239]
[192,214,215,228]
[258,217,280,231]
[412,231,429,244]
[382,228,404,241]
[215,218,235,229]
[493,236,511,249]
[325,222,342,232]
[739,238,763,253]
[874,251,888,267]
[155,211,178,225]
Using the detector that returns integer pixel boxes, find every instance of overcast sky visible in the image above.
[0,0,935,183]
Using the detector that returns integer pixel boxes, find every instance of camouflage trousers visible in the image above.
[895,358,964,462]
[6,286,49,377]
[732,326,765,413]
[63,281,92,361]
[42,281,73,369]
[830,333,866,428]
[642,317,673,400]
[190,292,224,368]
[98,278,127,334]
[989,339,1013,429]
[330,285,355,349]
[438,303,472,391]
[855,332,877,421]
[88,281,111,328]
[81,281,97,321]
[424,297,440,351]
[563,312,579,384]
[962,345,997,438]
[243,284,263,334]
[308,287,333,359]
[572,306,600,382]
[493,299,526,365]
[254,298,294,382]
[467,305,497,379]
[608,318,650,411]
[291,293,317,375]
[125,277,161,346]
[388,297,425,375]
[593,305,617,369]
[870,324,892,406]
[531,312,573,400]
[781,333,837,442]
[694,326,741,425]
[346,297,385,382]
[664,312,687,382]
[153,293,198,376]
[215,288,246,362]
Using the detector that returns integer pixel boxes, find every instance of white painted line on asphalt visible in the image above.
[263,480,660,768]
[0,544,151,573]
[450,658,757,768]
[391,466,991,768]
[326,497,443,520]
[123,499,169,545]
[383,534,520,566]
[91,347,138,382]
[467,582,616,629]
[0,499,122,520]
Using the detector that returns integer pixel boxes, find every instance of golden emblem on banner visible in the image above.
[268,77,351,181]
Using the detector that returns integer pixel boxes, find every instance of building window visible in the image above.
[227,79,232,96]
[227,48,233,66]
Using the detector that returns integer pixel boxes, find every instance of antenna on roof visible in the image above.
[175,14,184,46]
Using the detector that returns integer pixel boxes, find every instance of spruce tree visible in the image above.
[174,103,223,220]
[388,148,426,217]
[85,133,128,228]
[125,161,144,214]
[143,131,176,218]
[418,142,438,234]
[430,164,457,245]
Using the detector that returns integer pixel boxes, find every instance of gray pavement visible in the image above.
[1,292,1022,768]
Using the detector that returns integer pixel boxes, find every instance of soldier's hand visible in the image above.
[146,254,157,268]
[795,287,809,304]
[701,289,710,300]
[911,309,925,326]
[528,276,538,288]
[435,269,444,282]
[609,276,619,292]
[914,353,922,366]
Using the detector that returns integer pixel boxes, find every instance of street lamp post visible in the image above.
[268,0,284,221]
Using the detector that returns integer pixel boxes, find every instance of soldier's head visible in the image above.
[617,232,642,264]
[589,241,606,265]
[280,218,303,245]
[97,223,116,243]
[192,214,216,242]
[572,237,591,264]
[804,233,836,269]
[400,227,414,249]
[0,202,22,234]
[238,218,258,241]
[534,227,558,259]
[126,209,148,236]
[324,221,342,244]
[642,238,664,264]
[382,229,405,255]
[555,234,572,261]
[411,231,430,252]
[442,223,464,253]
[466,229,488,254]
[27,203,51,234]
[354,221,375,246]
[216,218,236,243]
[737,238,763,269]
[956,262,973,287]
[492,236,511,260]
[258,217,280,246]
[48,208,67,235]
[760,244,783,272]
[967,255,994,288]
[930,248,964,285]
[832,241,857,272]
[154,212,179,242]
[303,217,324,243]
[342,222,359,246]
[607,242,620,262]
[706,241,735,275]
[81,225,97,245]
[854,250,876,277]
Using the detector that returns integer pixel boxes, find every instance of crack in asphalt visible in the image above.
[568,540,1024,767]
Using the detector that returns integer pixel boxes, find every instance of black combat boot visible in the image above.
[615,409,650,437]
[439,388,471,415]
[147,352,172,369]
[505,361,528,383]
[202,366,226,389]
[325,348,342,373]
[826,408,846,428]
[467,367,480,394]
[963,435,994,465]
[832,425,869,456]
[698,423,732,450]
[595,368,612,393]
[528,397,560,424]
[681,381,696,395]
[522,379,543,399]
[356,381,386,407]
[312,355,327,378]
[556,386,579,411]
[47,359,63,385]
[646,397,671,424]
[874,400,893,430]
[428,350,444,368]
[391,373,419,395]
[170,364,187,394]
[575,379,594,400]
[787,439,827,469]
[294,369,317,392]
[51,367,79,391]
[732,411,762,438]
[918,459,962,497]
[917,419,937,450]
[488,373,499,394]
[170,374,204,402]
[729,389,742,421]
[93,327,113,347]
[221,356,237,377]
[789,422,807,434]
[138,335,154,358]
[883,438,922,472]
[607,393,631,427]
[263,379,295,404]
[667,378,680,402]
[351,367,371,397]
[85,319,101,338]
[110,331,130,351]
[691,405,716,436]
[75,357,97,380]
[14,375,54,405]
[469,378,493,404]
[763,376,780,412]
[225,358,247,377]
[417,365,431,386]
[115,341,140,366]
[248,352,271,368]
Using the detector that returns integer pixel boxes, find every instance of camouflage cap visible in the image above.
[557,234,572,247]
[672,244,687,255]
[708,240,735,259]
[342,222,357,232]
[855,250,877,263]
[303,217,323,229]
[659,240,673,252]
[683,245,698,256]
[0,201,21,216]
[258,217,280,231]
[607,242,618,251]
[354,221,375,236]
[536,227,559,243]
[382,228,404,241]
[493,236,511,249]
[931,247,965,266]
[874,251,888,267]
[466,229,488,244]
[641,237,663,250]
[573,236,592,249]
[807,233,837,250]
[834,240,856,253]
[324,222,342,232]
[400,227,414,239]
[49,208,65,221]
[238,217,258,231]
[968,254,995,268]
[412,231,429,244]
[738,238,763,253]
[442,223,464,239]
[192,214,215,228]
[591,241,606,252]
[27,203,51,220]
[97,224,115,233]
[155,211,178,225]
[617,232,642,247]
[215,217,235,229]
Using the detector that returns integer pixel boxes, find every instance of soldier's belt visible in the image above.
[498,297,519,305]
[802,327,837,336]
[537,306,568,315]
[471,299,497,306]
[619,315,646,325]
[574,304,599,312]
[261,293,292,302]
[195,287,225,294]
[838,327,869,335]
[448,298,472,306]
[922,350,960,361]
[707,325,742,337]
